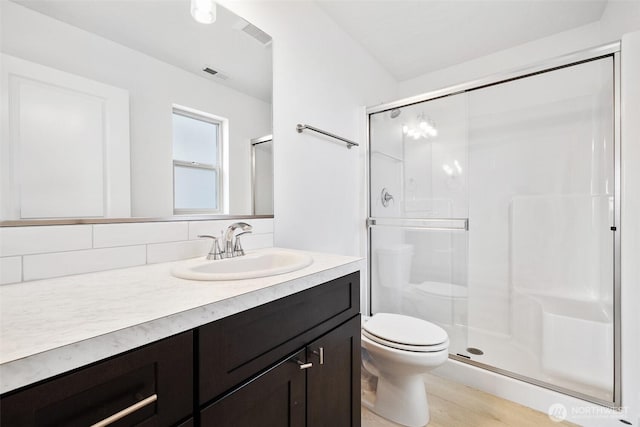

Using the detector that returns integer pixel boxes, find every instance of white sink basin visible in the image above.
[171,249,313,281]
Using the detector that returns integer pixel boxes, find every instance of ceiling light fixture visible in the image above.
[191,0,217,24]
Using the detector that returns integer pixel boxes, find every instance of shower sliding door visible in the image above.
[465,56,615,403]
[367,50,618,405]
[369,92,471,359]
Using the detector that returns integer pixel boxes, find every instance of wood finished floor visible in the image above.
[361,373,579,427]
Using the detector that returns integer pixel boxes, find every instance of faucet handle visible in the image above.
[232,231,252,257]
[198,235,223,260]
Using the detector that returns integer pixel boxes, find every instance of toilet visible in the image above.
[361,313,449,427]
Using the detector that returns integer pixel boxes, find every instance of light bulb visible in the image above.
[191,0,216,24]
[402,125,408,134]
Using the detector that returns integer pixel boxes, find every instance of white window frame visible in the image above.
[172,106,225,215]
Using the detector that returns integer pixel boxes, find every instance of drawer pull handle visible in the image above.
[312,347,324,365]
[90,394,157,427]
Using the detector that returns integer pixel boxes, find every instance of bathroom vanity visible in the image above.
[0,250,362,426]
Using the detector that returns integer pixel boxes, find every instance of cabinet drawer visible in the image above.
[1,331,193,427]
[199,272,359,404]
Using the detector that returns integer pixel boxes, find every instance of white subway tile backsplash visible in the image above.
[147,240,209,264]
[247,218,275,235]
[0,225,92,257]
[5,218,275,283]
[0,257,22,285]
[242,233,275,251]
[23,246,146,281]
[188,219,234,240]
[188,218,273,240]
[93,222,188,248]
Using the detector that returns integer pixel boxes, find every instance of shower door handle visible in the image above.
[368,217,468,231]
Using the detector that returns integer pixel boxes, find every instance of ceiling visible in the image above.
[316,0,608,82]
[12,0,273,102]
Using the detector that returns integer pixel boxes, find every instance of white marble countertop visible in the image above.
[0,248,363,394]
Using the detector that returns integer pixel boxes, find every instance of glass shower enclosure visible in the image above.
[367,45,619,406]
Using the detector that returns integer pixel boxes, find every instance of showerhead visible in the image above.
[389,108,401,119]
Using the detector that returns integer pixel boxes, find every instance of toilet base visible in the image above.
[363,372,430,427]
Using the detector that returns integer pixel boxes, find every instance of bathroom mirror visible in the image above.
[0,0,273,223]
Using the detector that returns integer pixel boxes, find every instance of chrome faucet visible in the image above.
[223,222,253,258]
[198,222,252,260]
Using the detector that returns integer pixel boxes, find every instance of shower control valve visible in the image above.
[381,188,394,207]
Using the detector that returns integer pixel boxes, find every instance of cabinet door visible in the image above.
[200,350,306,427]
[0,332,193,427]
[199,272,360,404]
[306,316,361,427]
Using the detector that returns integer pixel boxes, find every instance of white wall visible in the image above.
[600,0,640,43]
[398,1,640,99]
[620,29,640,427]
[398,21,601,98]
[221,1,397,257]
[1,1,271,217]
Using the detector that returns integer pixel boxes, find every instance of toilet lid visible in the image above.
[363,313,448,346]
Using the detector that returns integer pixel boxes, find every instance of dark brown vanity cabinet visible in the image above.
[0,271,361,427]
[0,331,194,427]
[199,272,361,427]
[200,316,361,427]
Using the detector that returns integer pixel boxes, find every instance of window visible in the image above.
[172,107,222,214]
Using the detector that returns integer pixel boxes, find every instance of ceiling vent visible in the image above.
[233,19,272,46]
[203,67,229,80]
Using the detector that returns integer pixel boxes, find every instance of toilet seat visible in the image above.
[362,313,449,353]
[363,330,449,352]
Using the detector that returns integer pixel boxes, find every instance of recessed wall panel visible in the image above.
[16,78,105,218]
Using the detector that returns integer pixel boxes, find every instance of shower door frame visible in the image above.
[365,41,622,409]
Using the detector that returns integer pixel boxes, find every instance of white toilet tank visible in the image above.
[375,244,413,289]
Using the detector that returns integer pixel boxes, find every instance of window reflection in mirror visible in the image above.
[172,107,223,214]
